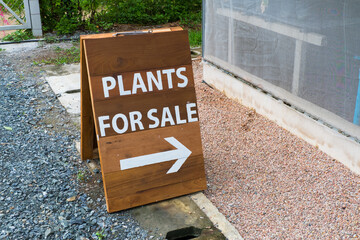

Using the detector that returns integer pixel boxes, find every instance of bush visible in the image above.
[39,0,202,34]
[39,0,83,34]
[98,0,201,25]
[188,29,202,47]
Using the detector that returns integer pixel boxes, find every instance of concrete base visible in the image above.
[57,93,80,115]
[203,61,360,175]
[46,72,80,115]
[191,193,244,240]
[0,42,39,52]
[131,196,225,239]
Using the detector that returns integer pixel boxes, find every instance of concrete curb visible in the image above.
[203,61,360,175]
[191,193,244,240]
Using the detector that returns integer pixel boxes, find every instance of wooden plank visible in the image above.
[80,27,183,41]
[93,87,199,138]
[104,155,204,196]
[84,30,191,77]
[99,122,206,212]
[99,123,205,211]
[80,36,95,160]
[98,122,203,174]
[106,177,207,212]
[82,28,207,212]
[89,64,194,102]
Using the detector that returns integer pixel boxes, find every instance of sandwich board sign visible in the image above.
[80,27,207,212]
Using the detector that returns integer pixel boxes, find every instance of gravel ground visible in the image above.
[0,52,151,239]
[193,60,360,239]
[2,42,359,239]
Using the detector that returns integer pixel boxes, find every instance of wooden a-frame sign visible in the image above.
[80,27,207,213]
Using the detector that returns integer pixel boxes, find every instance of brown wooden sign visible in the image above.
[80,27,207,213]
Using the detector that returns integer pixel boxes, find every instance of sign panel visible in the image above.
[80,28,207,212]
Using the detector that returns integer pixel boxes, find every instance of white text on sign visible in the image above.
[98,103,198,137]
[97,66,198,138]
[101,67,188,97]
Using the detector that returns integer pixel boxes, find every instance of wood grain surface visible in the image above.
[98,122,203,174]
[89,64,194,101]
[84,30,191,77]
[93,87,199,137]
[106,178,206,212]
[81,27,206,212]
[80,36,95,160]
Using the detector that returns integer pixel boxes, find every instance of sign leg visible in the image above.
[80,37,95,160]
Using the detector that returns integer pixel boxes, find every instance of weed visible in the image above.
[54,46,80,65]
[180,11,202,29]
[39,0,202,35]
[0,48,4,52]
[34,46,80,66]
[189,29,202,47]
[32,61,41,66]
[97,21,113,31]
[96,229,106,240]
[44,36,59,43]
[77,170,85,181]
[2,29,33,42]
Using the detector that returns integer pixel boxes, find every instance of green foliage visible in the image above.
[39,0,202,34]
[2,0,25,19]
[77,170,85,181]
[189,29,202,47]
[95,229,106,240]
[44,36,59,43]
[55,17,81,35]
[2,29,33,42]
[98,0,201,25]
[0,48,5,52]
[54,46,80,64]
[39,0,83,34]
[33,45,80,66]
[96,21,113,31]
[180,11,202,29]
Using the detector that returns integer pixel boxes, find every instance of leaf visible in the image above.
[66,195,77,202]
[3,126,12,131]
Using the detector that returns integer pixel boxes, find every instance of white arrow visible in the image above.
[119,137,192,174]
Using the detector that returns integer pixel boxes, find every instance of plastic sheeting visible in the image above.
[203,0,360,126]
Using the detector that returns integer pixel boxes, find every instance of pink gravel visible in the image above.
[192,59,360,239]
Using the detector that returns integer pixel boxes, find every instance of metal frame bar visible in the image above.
[216,7,327,96]
[23,0,31,28]
[203,56,360,140]
[0,0,31,30]
[0,0,25,24]
[217,8,326,46]
[202,0,205,57]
